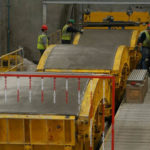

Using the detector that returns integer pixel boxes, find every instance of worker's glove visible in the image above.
[80,29,84,34]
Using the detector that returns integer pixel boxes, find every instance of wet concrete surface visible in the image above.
[0,76,88,115]
[45,30,132,70]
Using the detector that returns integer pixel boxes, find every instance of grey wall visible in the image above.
[9,0,43,62]
[0,0,72,61]
[0,0,7,56]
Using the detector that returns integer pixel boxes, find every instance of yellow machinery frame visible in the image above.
[35,32,138,150]
[84,11,149,30]
[0,115,75,150]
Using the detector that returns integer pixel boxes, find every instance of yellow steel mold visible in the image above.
[0,115,75,150]
[37,44,56,71]
[34,25,138,150]
[35,29,131,150]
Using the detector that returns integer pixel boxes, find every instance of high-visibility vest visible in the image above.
[61,24,72,41]
[37,33,48,50]
[141,30,150,47]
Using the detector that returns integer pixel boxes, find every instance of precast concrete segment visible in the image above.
[0,76,88,115]
[78,30,132,48]
[100,78,150,150]
[79,29,132,69]
[45,30,132,70]
[45,45,116,70]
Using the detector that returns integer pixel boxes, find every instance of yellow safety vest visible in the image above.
[37,34,48,50]
[61,24,72,41]
[142,30,150,47]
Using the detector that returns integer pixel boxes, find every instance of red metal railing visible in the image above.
[0,72,115,150]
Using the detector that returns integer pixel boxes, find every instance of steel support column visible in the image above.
[42,2,47,24]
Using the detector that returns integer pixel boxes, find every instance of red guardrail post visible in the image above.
[78,78,81,105]
[65,78,69,104]
[4,77,7,103]
[17,77,20,103]
[29,77,32,103]
[53,77,56,104]
[41,77,44,103]
[102,80,105,150]
[112,77,115,150]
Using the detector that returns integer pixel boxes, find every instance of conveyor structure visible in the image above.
[0,12,148,150]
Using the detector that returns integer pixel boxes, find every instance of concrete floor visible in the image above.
[100,78,150,150]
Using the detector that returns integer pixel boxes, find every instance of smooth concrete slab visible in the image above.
[101,78,150,150]
[78,30,132,48]
[45,45,116,70]
[0,75,88,115]
[45,30,132,70]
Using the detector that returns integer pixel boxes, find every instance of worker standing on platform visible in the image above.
[61,19,82,44]
[138,24,150,72]
[37,25,48,56]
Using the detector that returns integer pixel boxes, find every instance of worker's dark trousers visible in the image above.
[39,49,45,56]
[141,47,150,70]
[62,40,71,44]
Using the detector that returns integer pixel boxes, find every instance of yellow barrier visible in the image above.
[0,48,24,72]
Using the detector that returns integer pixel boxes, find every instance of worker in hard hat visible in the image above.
[61,19,83,44]
[138,24,150,72]
[37,25,48,56]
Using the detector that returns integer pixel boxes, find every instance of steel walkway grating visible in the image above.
[101,78,150,150]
